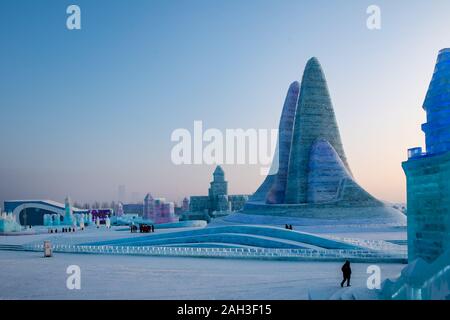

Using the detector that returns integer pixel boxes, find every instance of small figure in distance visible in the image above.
[340,260,352,287]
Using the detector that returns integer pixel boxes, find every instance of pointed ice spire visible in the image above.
[422,48,450,155]
[213,165,225,182]
[248,81,300,203]
[266,81,300,204]
[285,57,350,204]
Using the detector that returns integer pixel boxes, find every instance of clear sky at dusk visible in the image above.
[1,0,450,207]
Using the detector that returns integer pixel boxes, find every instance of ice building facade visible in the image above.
[243,58,405,224]
[143,193,178,224]
[403,48,450,263]
[4,199,90,226]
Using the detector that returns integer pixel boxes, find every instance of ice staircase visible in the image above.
[381,250,450,300]
[329,287,357,300]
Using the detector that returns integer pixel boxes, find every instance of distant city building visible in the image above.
[118,185,126,203]
[130,192,142,204]
[403,48,450,263]
[185,166,249,221]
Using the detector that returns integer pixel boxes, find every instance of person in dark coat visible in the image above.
[340,260,352,287]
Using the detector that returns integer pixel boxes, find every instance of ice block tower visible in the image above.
[63,196,75,226]
[403,48,450,263]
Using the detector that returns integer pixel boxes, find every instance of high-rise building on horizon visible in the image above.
[118,185,126,203]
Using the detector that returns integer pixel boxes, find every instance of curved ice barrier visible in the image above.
[21,225,406,262]
[24,243,406,263]
[85,225,365,250]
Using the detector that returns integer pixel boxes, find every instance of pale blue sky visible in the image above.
[1,0,450,207]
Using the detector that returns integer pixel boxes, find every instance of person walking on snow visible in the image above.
[340,260,352,287]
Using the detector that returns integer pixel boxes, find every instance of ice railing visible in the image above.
[381,250,450,300]
[24,243,406,262]
[327,236,407,253]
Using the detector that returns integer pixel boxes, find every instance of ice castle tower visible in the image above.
[403,48,450,263]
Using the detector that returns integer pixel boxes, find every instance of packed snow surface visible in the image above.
[0,250,403,300]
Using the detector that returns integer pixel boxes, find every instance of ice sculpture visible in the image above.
[63,196,75,226]
[79,214,85,229]
[43,214,52,226]
[0,212,22,232]
[52,214,61,226]
[243,57,404,224]
[403,48,450,263]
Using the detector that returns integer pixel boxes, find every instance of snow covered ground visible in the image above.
[0,223,408,299]
[0,250,404,300]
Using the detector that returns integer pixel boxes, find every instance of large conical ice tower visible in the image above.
[285,58,351,204]
[243,57,404,224]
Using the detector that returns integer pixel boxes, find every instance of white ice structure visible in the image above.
[242,58,406,226]
[0,212,22,233]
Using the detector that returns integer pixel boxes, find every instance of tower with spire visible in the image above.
[208,166,228,203]
[185,166,249,219]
